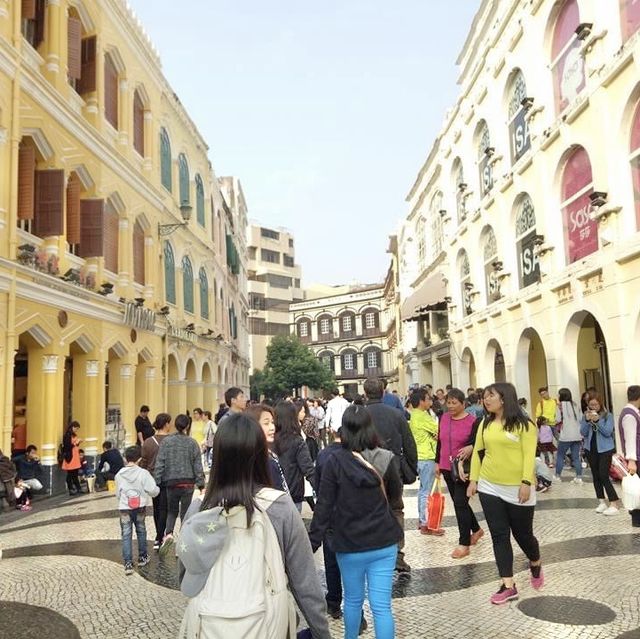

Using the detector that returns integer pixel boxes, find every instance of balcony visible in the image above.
[337,369,359,379]
[364,367,382,377]
[363,326,382,338]
[339,329,356,340]
[317,332,336,343]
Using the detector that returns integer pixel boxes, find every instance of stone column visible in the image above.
[44,0,62,84]
[117,217,131,297]
[143,110,153,172]
[41,353,64,464]
[118,77,129,147]
[82,358,102,457]
[120,361,136,445]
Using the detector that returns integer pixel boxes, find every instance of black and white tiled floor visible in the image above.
[1,475,639,638]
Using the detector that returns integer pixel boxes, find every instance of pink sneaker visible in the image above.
[490,584,518,605]
[530,565,544,590]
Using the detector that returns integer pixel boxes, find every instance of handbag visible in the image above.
[426,477,445,531]
[447,416,471,483]
[610,454,629,482]
[622,473,640,510]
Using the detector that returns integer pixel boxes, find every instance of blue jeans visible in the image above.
[336,544,397,639]
[120,508,148,564]
[555,441,583,478]
[417,460,436,525]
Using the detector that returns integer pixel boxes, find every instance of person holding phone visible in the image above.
[580,393,620,515]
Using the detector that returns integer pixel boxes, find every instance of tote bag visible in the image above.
[426,477,445,531]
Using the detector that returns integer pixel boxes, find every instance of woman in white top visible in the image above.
[554,388,583,482]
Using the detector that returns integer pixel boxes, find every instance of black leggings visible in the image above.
[588,449,619,502]
[479,492,540,578]
[66,469,81,493]
[153,487,168,543]
[165,486,194,535]
[442,470,480,546]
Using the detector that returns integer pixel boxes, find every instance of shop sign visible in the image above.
[478,155,493,198]
[509,108,530,164]
[563,190,598,263]
[123,303,156,331]
[557,41,585,112]
[517,230,540,288]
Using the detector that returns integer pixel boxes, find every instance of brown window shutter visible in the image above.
[18,143,36,220]
[33,169,64,237]
[104,54,118,129]
[133,220,145,284]
[22,0,36,20]
[133,91,144,156]
[78,36,96,94]
[67,16,82,80]
[79,199,104,258]
[34,0,45,48]
[66,173,81,245]
[104,202,119,273]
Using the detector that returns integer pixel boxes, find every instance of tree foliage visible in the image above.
[255,335,335,399]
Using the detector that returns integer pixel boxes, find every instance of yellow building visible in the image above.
[0,0,248,490]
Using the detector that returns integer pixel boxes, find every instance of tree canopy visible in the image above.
[253,335,335,399]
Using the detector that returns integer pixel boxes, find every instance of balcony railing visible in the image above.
[317,332,336,343]
[364,367,382,377]
[338,369,359,379]
[362,326,382,337]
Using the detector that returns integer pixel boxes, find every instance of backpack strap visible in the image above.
[255,487,286,511]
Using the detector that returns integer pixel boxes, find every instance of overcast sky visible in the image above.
[128,0,480,285]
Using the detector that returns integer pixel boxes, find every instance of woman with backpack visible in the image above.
[309,405,403,639]
[274,401,315,512]
[554,388,584,483]
[154,413,205,554]
[61,421,83,495]
[177,413,330,639]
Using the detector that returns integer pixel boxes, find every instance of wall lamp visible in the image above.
[134,297,145,307]
[589,191,622,224]
[484,146,495,158]
[521,97,535,112]
[62,268,81,283]
[97,282,114,296]
[492,260,503,271]
[158,306,170,316]
[575,22,593,41]
[158,203,192,237]
[185,323,195,332]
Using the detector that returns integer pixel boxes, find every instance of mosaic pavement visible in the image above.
[1,473,639,639]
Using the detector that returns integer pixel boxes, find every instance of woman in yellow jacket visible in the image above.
[467,382,543,605]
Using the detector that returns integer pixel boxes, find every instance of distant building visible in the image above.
[247,224,303,372]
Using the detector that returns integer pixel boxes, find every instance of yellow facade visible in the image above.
[0,0,249,488]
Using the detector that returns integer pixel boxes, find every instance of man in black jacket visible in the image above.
[363,377,418,573]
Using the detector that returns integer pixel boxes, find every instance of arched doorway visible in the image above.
[460,348,477,389]
[185,359,199,413]
[202,362,213,411]
[514,328,548,408]
[486,339,506,383]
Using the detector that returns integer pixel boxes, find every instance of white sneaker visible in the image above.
[595,502,608,513]
[552,475,562,482]
[603,506,619,516]
[572,477,583,484]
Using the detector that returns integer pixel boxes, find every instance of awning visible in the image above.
[401,271,447,321]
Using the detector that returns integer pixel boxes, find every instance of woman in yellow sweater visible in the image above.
[467,382,543,605]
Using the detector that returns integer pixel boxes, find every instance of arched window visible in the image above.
[477,121,493,198]
[339,311,356,337]
[482,227,499,303]
[363,346,382,375]
[195,174,205,227]
[160,128,172,192]
[178,153,190,205]
[362,307,380,335]
[104,52,119,129]
[417,216,426,269]
[182,255,194,313]
[459,250,472,316]
[133,219,145,285]
[453,158,466,223]
[133,90,145,156]
[318,350,335,372]
[430,191,444,257]
[317,313,333,341]
[341,349,358,377]
[507,69,530,164]
[630,101,640,229]
[551,0,585,114]
[515,194,540,288]
[199,268,209,319]
[621,0,640,42]
[164,241,176,304]
[561,146,597,263]
[297,318,311,341]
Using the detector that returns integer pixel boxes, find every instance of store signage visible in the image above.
[479,155,493,198]
[557,41,585,112]
[563,190,598,263]
[123,303,156,331]
[517,230,540,288]
[509,108,530,164]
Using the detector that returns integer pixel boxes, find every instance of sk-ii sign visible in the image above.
[509,108,530,164]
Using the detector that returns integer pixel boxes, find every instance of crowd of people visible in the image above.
[2,379,640,638]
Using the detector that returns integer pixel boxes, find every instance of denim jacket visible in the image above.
[580,411,615,453]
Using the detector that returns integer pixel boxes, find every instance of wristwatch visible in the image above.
[521,480,531,486]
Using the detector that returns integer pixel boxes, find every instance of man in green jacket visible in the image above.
[409,388,442,535]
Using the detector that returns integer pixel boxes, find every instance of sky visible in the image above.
[128,1,480,285]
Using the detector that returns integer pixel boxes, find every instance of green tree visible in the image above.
[257,335,335,399]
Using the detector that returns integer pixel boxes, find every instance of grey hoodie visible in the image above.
[115,465,160,510]
[179,493,331,639]
[154,432,205,489]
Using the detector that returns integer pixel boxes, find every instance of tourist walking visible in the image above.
[618,385,640,527]
[177,414,330,639]
[554,388,583,483]
[325,389,350,440]
[581,393,620,515]
[274,401,315,511]
[468,382,543,604]
[202,410,216,468]
[535,387,559,440]
[140,413,172,550]
[217,387,247,424]
[437,388,484,558]
[298,399,320,462]
[310,405,403,639]
[61,421,83,495]
[135,405,154,445]
[154,413,205,554]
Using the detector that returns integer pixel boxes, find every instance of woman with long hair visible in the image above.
[274,401,315,512]
[554,388,583,482]
[468,382,543,605]
[178,414,330,638]
[297,399,320,462]
[154,413,205,554]
[61,421,83,495]
[310,405,403,639]
[437,388,484,558]
[246,403,289,492]
[580,392,620,515]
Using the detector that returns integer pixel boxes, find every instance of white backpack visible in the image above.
[178,487,297,639]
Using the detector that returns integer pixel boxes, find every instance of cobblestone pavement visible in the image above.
[1,475,639,639]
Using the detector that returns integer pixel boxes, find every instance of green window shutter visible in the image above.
[179,154,190,205]
[160,129,172,192]
[226,234,233,268]
[164,241,176,304]
[195,174,205,227]
[199,268,209,319]
[182,255,194,313]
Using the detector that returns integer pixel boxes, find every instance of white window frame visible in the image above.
[364,312,376,329]
[343,353,354,370]
[366,351,378,369]
[299,321,308,337]
[342,315,352,332]
[320,318,331,335]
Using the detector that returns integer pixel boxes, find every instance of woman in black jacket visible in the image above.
[274,401,315,512]
[310,405,403,639]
